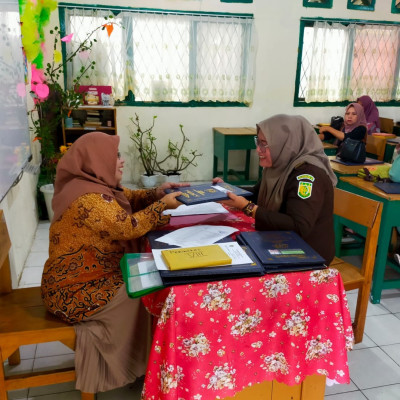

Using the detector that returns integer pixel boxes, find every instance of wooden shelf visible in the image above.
[61,106,117,145]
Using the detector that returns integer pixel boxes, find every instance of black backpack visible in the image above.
[330,116,344,131]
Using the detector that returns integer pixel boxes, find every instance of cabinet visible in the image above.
[61,106,117,145]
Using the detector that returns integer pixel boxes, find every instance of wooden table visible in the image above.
[339,176,400,303]
[213,127,261,185]
[328,156,391,188]
[141,210,354,400]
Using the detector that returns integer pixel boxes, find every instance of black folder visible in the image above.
[374,182,400,194]
[147,231,264,286]
[236,231,326,274]
[164,182,252,205]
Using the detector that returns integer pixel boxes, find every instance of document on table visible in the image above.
[152,242,253,271]
[155,225,238,247]
[162,202,228,216]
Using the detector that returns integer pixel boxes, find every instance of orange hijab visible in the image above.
[52,132,131,221]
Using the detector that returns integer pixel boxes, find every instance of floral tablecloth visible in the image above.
[141,209,354,400]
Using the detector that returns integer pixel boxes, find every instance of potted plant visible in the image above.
[30,22,115,218]
[155,124,203,182]
[128,114,160,187]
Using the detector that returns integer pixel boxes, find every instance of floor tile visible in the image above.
[8,389,28,400]
[348,347,400,389]
[32,354,75,372]
[18,344,37,360]
[27,391,81,400]
[4,359,34,376]
[381,343,400,367]
[379,290,400,314]
[362,384,400,399]
[35,341,74,358]
[395,313,400,320]
[325,391,367,399]
[18,267,43,287]
[30,239,49,253]
[346,292,389,318]
[24,252,48,268]
[364,314,400,346]
[97,379,144,400]
[325,379,358,396]
[28,382,76,397]
[34,226,50,240]
[353,333,377,350]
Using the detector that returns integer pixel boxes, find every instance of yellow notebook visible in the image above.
[161,245,232,271]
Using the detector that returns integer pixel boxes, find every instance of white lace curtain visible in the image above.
[304,21,400,102]
[63,7,256,104]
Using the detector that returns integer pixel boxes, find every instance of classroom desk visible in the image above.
[339,176,400,304]
[328,156,390,188]
[213,127,261,185]
[141,211,354,400]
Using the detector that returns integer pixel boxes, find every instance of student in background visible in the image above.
[357,95,380,135]
[318,102,367,148]
[41,132,184,395]
[214,114,337,264]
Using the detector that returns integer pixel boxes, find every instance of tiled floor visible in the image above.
[6,221,400,399]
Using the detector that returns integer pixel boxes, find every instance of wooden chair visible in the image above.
[366,135,387,161]
[379,117,394,134]
[330,188,382,344]
[0,210,95,400]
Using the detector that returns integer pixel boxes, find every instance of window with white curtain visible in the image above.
[60,5,256,106]
[295,18,400,105]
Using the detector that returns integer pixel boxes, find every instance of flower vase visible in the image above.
[140,174,160,188]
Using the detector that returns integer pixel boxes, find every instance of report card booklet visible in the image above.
[237,231,326,273]
[164,182,252,205]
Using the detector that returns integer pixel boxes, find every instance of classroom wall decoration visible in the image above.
[303,0,333,8]
[392,0,400,13]
[347,0,376,11]
[220,0,253,3]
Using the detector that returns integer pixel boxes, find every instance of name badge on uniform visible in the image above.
[296,174,315,199]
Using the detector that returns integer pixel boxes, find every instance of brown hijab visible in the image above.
[257,114,337,211]
[52,132,131,221]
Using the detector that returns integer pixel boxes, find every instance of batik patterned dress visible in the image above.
[41,187,169,323]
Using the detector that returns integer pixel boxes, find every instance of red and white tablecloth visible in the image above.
[141,268,354,400]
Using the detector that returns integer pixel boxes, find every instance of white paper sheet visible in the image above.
[162,202,228,216]
[152,242,253,271]
[155,225,238,247]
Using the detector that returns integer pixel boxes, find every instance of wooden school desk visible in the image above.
[339,176,400,304]
[213,127,261,185]
[328,156,390,188]
[140,209,354,400]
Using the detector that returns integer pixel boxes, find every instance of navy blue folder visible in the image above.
[331,157,384,166]
[164,182,252,205]
[146,231,264,286]
[374,182,400,194]
[236,231,326,273]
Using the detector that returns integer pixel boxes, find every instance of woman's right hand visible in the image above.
[212,177,224,184]
[161,192,183,209]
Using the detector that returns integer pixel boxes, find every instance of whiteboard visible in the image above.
[0,0,31,203]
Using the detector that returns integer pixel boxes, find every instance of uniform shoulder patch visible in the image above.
[296,174,315,199]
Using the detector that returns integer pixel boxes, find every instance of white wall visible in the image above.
[3,0,398,285]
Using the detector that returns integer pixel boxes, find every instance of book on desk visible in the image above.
[237,231,326,273]
[164,182,252,205]
[147,231,263,286]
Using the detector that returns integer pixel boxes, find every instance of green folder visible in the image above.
[120,253,164,298]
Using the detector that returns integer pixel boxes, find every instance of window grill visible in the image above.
[60,5,256,105]
[296,18,400,104]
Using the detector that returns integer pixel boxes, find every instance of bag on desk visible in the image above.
[337,138,366,163]
[330,116,344,131]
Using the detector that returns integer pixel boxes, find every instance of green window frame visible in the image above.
[294,17,400,107]
[58,3,255,107]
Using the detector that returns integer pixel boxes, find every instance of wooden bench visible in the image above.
[0,210,94,400]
